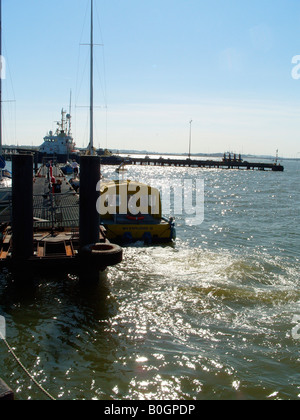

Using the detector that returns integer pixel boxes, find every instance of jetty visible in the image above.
[0,148,284,172]
[127,154,284,172]
[0,154,123,273]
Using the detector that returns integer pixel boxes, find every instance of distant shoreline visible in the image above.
[112,151,298,162]
[2,145,299,161]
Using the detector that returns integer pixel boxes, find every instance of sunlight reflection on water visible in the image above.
[0,161,300,400]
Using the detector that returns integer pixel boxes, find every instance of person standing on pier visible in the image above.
[72,160,79,176]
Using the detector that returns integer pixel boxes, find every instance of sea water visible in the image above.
[0,159,299,400]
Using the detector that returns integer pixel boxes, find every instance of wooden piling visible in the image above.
[12,154,34,261]
[79,155,101,249]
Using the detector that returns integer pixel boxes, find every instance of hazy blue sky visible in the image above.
[2,0,300,157]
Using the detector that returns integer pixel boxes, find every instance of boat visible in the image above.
[99,179,176,244]
[0,164,12,198]
[39,108,80,163]
[0,169,11,204]
[61,160,80,176]
[0,169,11,179]
[0,176,11,213]
[61,162,74,175]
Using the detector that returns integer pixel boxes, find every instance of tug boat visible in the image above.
[99,179,176,244]
[39,109,80,163]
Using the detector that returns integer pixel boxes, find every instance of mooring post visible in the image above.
[34,152,39,175]
[12,154,34,261]
[79,155,101,249]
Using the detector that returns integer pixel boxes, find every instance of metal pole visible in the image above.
[79,155,100,249]
[89,0,94,155]
[34,152,38,175]
[0,0,2,158]
[12,154,34,260]
[188,120,192,161]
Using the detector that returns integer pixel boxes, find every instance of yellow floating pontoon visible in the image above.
[98,180,176,244]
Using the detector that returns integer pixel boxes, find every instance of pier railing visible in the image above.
[33,191,79,230]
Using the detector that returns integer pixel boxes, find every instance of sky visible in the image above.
[2,0,300,157]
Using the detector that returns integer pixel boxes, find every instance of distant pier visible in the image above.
[127,155,284,172]
[1,147,284,171]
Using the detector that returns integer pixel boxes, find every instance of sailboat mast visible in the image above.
[89,0,94,155]
[0,0,2,157]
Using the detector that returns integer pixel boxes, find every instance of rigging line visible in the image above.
[74,0,90,107]
[2,38,16,102]
[74,0,91,147]
[74,48,90,146]
[94,0,105,45]
[2,101,16,147]
[95,51,107,106]
[94,1,108,104]
[2,31,17,146]
[105,105,108,149]
[94,1,108,149]
[82,112,89,149]
[0,330,56,401]
[75,48,90,108]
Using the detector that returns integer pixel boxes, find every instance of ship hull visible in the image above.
[102,220,176,244]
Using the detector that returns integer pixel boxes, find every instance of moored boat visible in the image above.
[99,179,176,244]
[0,166,12,201]
[39,109,80,163]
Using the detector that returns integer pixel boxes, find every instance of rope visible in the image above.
[0,331,56,400]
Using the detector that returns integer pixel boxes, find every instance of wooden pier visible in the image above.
[33,164,79,230]
[127,156,284,171]
[0,155,123,273]
[0,146,285,171]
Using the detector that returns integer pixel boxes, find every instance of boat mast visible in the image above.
[88,0,95,156]
[0,0,2,157]
[68,89,72,136]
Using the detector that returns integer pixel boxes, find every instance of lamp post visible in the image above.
[188,120,193,161]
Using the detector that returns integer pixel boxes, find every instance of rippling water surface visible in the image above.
[0,160,300,400]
